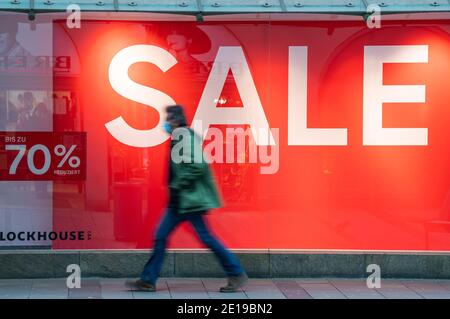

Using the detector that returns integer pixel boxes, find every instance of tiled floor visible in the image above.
[1,278,450,299]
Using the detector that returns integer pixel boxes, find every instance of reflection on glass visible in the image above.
[0,14,449,251]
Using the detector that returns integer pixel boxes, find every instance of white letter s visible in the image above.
[107,45,177,147]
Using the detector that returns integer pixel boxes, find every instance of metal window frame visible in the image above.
[0,0,449,16]
[0,1,449,24]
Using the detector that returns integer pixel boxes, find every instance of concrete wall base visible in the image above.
[0,250,449,279]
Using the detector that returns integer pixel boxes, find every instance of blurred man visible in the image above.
[126,105,248,293]
[16,91,35,130]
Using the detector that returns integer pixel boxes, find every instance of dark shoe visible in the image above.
[125,279,156,292]
[220,272,248,293]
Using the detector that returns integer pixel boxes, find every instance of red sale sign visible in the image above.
[51,17,450,251]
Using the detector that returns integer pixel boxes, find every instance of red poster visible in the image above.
[0,131,86,181]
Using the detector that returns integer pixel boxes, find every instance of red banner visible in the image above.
[0,131,86,181]
[51,18,450,251]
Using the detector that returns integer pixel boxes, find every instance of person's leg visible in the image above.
[188,212,244,277]
[140,207,181,285]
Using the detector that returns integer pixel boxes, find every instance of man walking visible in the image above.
[126,105,248,293]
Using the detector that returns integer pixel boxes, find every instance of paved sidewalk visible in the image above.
[1,278,450,299]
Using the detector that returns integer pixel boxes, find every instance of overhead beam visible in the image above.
[0,0,449,15]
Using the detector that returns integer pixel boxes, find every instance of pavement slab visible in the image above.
[0,277,448,299]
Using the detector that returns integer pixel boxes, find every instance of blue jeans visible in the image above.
[141,207,245,285]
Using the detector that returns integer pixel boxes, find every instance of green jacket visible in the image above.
[168,127,222,214]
